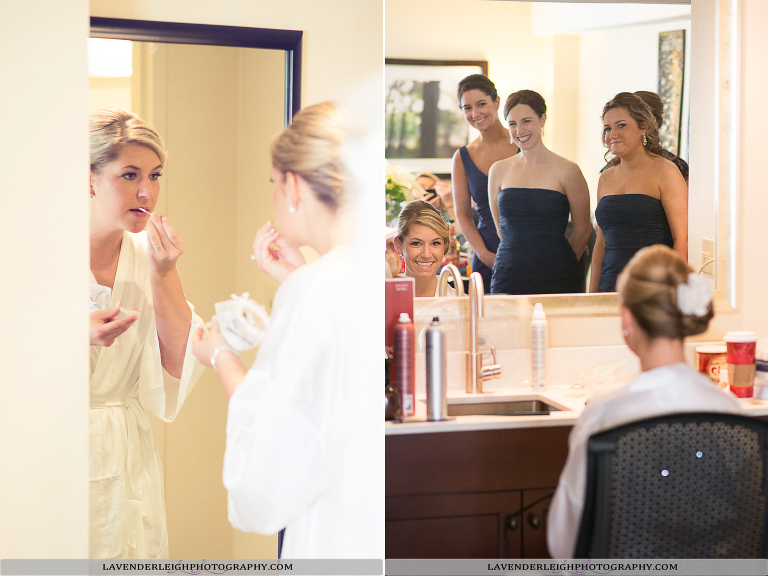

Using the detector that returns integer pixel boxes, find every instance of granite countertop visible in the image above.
[385,385,768,435]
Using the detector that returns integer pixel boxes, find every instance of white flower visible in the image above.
[676,273,713,317]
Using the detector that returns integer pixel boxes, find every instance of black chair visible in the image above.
[575,412,768,558]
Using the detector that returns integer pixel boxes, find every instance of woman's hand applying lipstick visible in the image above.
[252,221,306,284]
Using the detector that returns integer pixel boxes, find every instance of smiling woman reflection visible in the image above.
[590,92,688,293]
[488,90,590,295]
[451,75,519,292]
[191,102,377,558]
[89,107,205,558]
[393,199,453,297]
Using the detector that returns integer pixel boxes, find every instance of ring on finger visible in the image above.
[152,244,162,250]
[250,254,259,261]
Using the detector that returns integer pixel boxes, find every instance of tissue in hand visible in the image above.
[213,292,270,352]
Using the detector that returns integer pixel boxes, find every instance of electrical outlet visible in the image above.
[701,239,715,276]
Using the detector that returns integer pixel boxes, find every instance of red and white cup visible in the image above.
[724,331,758,398]
[695,345,727,382]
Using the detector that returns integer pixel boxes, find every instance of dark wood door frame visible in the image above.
[90,17,302,126]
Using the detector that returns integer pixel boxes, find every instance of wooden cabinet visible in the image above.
[386,425,571,559]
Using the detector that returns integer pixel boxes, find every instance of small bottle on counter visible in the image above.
[394,312,415,417]
[531,303,548,390]
[426,317,447,421]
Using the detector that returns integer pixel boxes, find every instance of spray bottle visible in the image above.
[531,303,548,390]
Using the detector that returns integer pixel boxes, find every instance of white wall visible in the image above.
[576,17,692,206]
[0,0,90,558]
[386,0,691,213]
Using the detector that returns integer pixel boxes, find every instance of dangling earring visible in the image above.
[398,252,405,274]
[90,191,95,198]
[643,133,648,146]
[541,127,546,136]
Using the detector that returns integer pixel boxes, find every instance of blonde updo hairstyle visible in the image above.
[90,107,167,174]
[617,245,713,340]
[270,101,346,211]
[602,92,663,168]
[395,200,450,255]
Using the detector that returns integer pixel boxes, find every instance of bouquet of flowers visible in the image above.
[385,161,425,223]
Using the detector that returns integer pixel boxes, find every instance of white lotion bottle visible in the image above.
[531,303,548,390]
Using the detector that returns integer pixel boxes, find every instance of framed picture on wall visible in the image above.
[658,30,685,157]
[385,58,488,174]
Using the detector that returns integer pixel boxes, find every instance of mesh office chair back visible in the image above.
[575,412,768,558]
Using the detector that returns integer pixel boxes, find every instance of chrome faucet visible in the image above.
[466,272,501,393]
[438,264,465,297]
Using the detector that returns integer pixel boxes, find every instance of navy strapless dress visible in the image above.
[596,194,674,292]
[490,188,581,295]
[459,146,499,293]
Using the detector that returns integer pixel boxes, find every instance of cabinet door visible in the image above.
[386,491,522,558]
[521,488,555,558]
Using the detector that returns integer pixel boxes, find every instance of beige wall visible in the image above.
[90,0,383,106]
[137,43,285,558]
[0,0,90,558]
[89,77,132,113]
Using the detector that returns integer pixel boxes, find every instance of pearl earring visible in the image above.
[642,133,648,146]
[289,204,296,213]
[623,329,629,337]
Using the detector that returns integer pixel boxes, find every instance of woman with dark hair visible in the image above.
[601,91,689,183]
[451,74,518,292]
[547,245,741,558]
[590,92,688,293]
[488,89,591,294]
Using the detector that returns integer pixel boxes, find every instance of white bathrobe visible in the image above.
[223,244,380,558]
[89,230,204,559]
[547,362,743,559]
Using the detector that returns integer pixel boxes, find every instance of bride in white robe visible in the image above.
[547,245,741,558]
[192,102,380,558]
[89,108,204,558]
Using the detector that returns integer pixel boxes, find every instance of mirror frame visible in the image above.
[90,17,302,127]
[414,0,738,318]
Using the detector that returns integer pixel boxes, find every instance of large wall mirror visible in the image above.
[89,17,303,558]
[389,0,737,322]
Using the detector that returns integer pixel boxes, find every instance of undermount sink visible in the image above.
[446,399,559,417]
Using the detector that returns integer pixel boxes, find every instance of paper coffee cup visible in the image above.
[725,331,757,398]
[695,345,726,382]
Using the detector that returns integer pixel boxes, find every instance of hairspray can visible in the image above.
[394,312,415,417]
[426,317,447,421]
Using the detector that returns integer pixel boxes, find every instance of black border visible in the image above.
[90,17,302,125]
[385,58,488,77]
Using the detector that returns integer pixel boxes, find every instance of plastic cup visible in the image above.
[724,331,758,398]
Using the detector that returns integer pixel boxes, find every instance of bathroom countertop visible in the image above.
[385,385,768,435]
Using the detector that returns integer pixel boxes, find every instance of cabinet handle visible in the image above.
[527,513,541,529]
[505,515,519,531]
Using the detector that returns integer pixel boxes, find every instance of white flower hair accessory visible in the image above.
[212,292,270,352]
[676,273,713,317]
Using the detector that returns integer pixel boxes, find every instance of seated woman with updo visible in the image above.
[547,245,742,558]
[393,199,454,297]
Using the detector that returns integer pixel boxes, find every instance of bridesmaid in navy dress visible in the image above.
[590,92,688,292]
[488,90,591,295]
[451,75,518,292]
